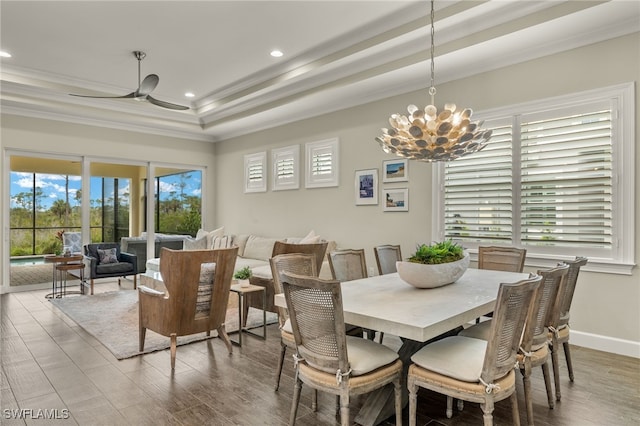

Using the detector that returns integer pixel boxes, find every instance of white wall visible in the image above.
[214,33,640,356]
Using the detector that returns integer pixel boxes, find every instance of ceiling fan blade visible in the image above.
[146,95,190,111]
[69,91,136,99]
[135,74,159,97]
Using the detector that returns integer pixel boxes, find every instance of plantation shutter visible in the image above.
[244,152,266,193]
[272,145,299,191]
[444,117,513,243]
[305,138,339,188]
[520,102,613,249]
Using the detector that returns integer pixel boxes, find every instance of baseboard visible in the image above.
[571,330,640,359]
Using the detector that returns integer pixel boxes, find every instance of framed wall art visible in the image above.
[355,169,378,205]
[383,188,408,211]
[382,159,408,183]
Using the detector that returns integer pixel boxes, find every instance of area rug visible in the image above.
[49,291,277,360]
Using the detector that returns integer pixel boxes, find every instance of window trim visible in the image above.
[432,83,635,275]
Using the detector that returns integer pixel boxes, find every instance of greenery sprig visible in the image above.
[408,240,465,265]
[233,266,252,280]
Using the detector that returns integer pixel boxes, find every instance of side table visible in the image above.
[229,281,267,347]
[44,254,84,298]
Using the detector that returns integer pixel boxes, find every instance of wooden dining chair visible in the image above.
[270,253,318,392]
[549,256,588,401]
[328,249,375,339]
[374,244,402,275]
[243,240,328,326]
[407,273,542,426]
[460,264,569,425]
[372,244,402,343]
[478,246,527,272]
[280,271,403,426]
[476,246,527,322]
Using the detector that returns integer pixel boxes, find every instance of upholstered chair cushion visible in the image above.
[458,320,492,340]
[345,336,399,376]
[411,336,488,382]
[195,262,216,319]
[282,318,293,334]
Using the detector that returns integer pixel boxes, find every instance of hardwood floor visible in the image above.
[2,280,639,425]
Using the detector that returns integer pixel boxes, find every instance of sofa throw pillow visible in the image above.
[62,231,82,254]
[211,235,233,249]
[242,235,279,261]
[183,237,207,251]
[196,226,225,250]
[300,230,321,244]
[98,248,119,264]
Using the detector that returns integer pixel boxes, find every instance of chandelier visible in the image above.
[375,0,492,162]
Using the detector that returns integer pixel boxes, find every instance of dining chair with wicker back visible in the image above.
[460,264,569,425]
[549,256,588,401]
[280,271,403,426]
[374,244,402,275]
[328,249,375,340]
[476,245,527,322]
[270,253,318,392]
[407,273,542,426]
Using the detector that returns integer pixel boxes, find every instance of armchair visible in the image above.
[138,247,239,369]
[84,243,138,295]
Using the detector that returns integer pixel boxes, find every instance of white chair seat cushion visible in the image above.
[282,318,293,334]
[458,319,492,340]
[251,264,273,279]
[346,336,399,376]
[411,336,487,382]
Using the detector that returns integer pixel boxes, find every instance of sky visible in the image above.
[10,171,201,210]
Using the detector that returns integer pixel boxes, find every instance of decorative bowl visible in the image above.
[396,253,470,289]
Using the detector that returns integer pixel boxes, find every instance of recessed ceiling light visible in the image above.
[270,50,283,58]
[0,51,12,58]
[185,92,195,98]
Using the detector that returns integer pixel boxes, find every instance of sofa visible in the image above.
[145,231,336,280]
[121,234,192,273]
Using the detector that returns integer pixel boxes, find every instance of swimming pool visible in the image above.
[10,256,46,266]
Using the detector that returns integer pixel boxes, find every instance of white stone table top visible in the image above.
[275,268,529,342]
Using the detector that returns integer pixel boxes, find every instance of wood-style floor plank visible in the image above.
[2,281,639,425]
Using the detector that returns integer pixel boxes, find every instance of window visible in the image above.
[272,145,300,191]
[305,138,339,188]
[90,176,131,243]
[433,83,634,274]
[244,152,267,193]
[149,170,202,236]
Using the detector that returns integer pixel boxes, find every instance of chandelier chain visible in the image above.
[429,0,436,103]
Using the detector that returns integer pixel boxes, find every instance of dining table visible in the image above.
[274,267,529,426]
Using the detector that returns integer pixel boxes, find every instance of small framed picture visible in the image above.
[355,169,378,205]
[383,188,408,211]
[382,159,408,183]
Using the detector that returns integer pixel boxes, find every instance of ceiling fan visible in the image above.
[70,51,189,111]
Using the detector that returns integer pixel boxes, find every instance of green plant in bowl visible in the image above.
[233,266,252,280]
[408,240,464,265]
